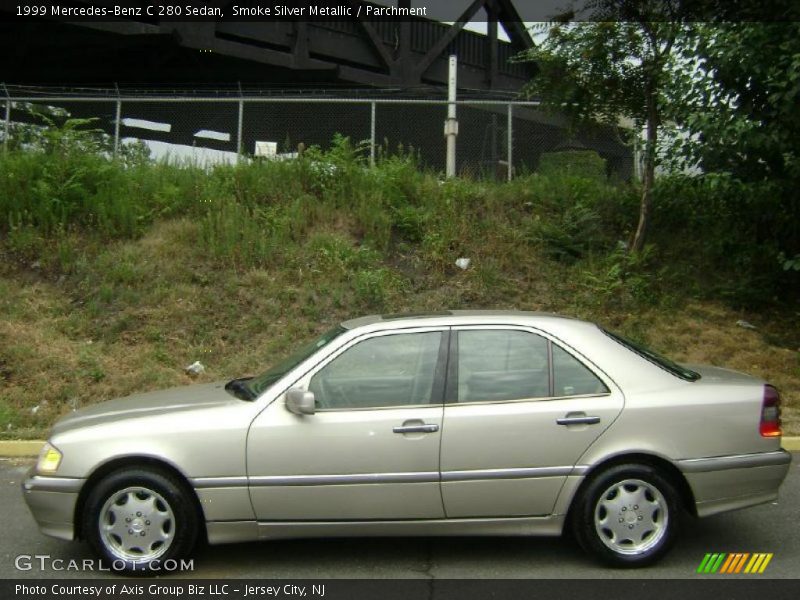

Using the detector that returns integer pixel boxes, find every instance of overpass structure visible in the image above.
[0,1,535,92]
[0,1,633,178]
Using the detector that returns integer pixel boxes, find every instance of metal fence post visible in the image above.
[111,83,122,158]
[3,83,10,153]
[370,101,376,167]
[113,99,121,158]
[237,99,244,160]
[507,103,513,182]
[3,100,9,154]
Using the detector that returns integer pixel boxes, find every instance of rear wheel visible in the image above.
[572,464,680,567]
[82,467,199,573]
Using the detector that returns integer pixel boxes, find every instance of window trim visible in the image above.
[444,327,459,404]
[546,339,555,397]
[447,325,612,406]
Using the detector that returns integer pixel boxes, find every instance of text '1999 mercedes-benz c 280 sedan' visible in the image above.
[22,311,790,571]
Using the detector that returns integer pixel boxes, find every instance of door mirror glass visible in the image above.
[286,388,316,415]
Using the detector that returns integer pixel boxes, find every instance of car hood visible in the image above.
[51,381,235,435]
[684,364,764,385]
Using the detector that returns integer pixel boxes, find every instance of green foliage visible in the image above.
[353,268,407,310]
[199,199,286,268]
[2,116,797,319]
[651,174,800,305]
[538,150,607,181]
[528,203,603,263]
[3,121,800,438]
[780,253,800,272]
[664,23,800,300]
[671,22,800,182]
[0,399,18,429]
[519,19,678,129]
[578,245,660,309]
[523,173,636,263]
[517,9,684,252]
[0,117,195,239]
[303,232,382,275]
[390,205,429,244]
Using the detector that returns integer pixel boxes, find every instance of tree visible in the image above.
[666,19,800,273]
[671,22,800,182]
[518,2,683,253]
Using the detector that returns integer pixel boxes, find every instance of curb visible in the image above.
[0,441,45,457]
[2,438,800,458]
[783,437,800,451]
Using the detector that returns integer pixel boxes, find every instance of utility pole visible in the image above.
[444,55,458,178]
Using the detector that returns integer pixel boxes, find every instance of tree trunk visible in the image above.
[632,94,658,253]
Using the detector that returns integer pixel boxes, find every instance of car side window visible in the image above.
[552,343,609,396]
[309,331,442,409]
[457,330,549,402]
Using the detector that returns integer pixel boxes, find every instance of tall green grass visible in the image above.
[3,119,795,310]
[3,124,800,439]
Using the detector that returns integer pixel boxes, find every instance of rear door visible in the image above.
[440,326,623,518]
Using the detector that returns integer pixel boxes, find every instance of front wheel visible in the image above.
[82,467,199,573]
[571,464,680,567]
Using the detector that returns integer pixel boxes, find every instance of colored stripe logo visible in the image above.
[697,553,773,574]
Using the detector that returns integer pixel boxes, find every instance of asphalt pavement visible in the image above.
[2,456,798,579]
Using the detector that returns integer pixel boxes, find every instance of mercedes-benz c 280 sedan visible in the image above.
[22,311,791,571]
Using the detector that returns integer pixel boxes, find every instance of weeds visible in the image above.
[1,126,798,436]
[577,245,661,309]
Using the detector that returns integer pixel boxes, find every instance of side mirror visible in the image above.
[285,388,316,415]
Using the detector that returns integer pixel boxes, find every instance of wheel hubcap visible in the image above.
[594,478,668,556]
[99,486,174,562]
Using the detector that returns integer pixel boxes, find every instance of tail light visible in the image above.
[759,385,782,438]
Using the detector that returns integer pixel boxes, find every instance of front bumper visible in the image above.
[21,467,84,541]
[678,450,792,517]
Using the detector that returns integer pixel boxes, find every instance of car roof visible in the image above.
[341,310,585,331]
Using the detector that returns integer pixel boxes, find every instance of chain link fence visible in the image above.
[1,90,633,180]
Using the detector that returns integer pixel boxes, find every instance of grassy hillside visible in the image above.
[1,132,798,437]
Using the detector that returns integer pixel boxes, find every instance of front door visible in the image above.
[247,328,447,521]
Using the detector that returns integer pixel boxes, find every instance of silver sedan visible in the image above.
[22,311,791,571]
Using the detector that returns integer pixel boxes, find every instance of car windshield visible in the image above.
[602,329,701,382]
[247,325,348,397]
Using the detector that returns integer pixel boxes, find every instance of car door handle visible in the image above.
[393,423,439,434]
[557,415,601,426]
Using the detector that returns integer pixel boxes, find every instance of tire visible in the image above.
[571,464,680,568]
[82,467,199,573]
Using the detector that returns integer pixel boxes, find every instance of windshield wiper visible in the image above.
[224,377,256,401]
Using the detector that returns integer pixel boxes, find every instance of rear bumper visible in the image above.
[21,468,84,541]
[678,450,791,517]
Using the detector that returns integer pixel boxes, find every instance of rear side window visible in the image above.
[457,330,549,402]
[455,329,610,403]
[552,344,609,396]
